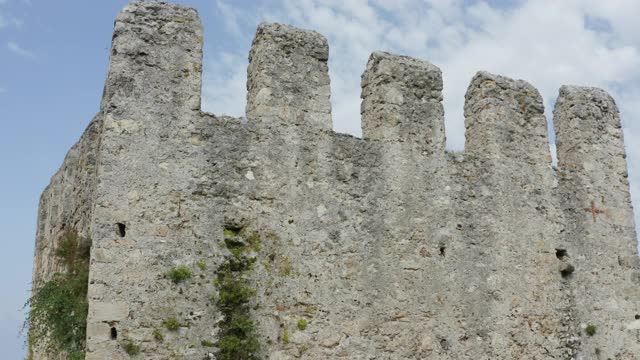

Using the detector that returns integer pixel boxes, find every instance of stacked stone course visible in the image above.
[32,2,639,359]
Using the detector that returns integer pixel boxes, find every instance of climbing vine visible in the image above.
[214,227,261,360]
[25,230,90,360]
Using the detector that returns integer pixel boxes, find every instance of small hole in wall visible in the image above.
[560,264,575,278]
[439,246,446,257]
[635,314,640,320]
[116,223,126,237]
[110,327,118,340]
[439,338,449,350]
[556,249,568,259]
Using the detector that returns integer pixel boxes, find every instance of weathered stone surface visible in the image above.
[361,51,445,152]
[555,85,640,359]
[30,113,102,360]
[32,114,101,285]
[32,2,638,360]
[247,22,332,130]
[89,302,129,322]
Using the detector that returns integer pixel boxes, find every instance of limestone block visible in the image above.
[89,302,129,322]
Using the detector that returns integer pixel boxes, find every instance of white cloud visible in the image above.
[202,0,640,234]
[215,0,243,38]
[201,51,247,117]
[7,41,34,59]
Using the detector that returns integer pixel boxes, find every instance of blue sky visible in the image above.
[1,0,639,358]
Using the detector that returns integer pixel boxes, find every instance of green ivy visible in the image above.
[25,230,90,360]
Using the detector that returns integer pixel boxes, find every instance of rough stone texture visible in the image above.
[361,51,445,152]
[31,2,639,359]
[87,3,210,359]
[247,22,332,130]
[32,114,101,285]
[555,86,640,359]
[31,114,102,360]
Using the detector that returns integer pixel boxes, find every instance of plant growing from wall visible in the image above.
[214,226,261,360]
[152,328,164,342]
[164,316,181,331]
[167,265,192,283]
[121,340,141,355]
[24,230,90,360]
[201,339,215,347]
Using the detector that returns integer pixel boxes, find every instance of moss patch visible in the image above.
[25,230,90,360]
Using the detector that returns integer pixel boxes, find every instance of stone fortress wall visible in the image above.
[32,2,640,359]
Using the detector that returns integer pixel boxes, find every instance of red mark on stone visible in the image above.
[583,200,606,223]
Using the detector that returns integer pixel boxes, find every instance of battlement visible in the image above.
[31,3,639,360]
[100,3,628,173]
[100,3,626,169]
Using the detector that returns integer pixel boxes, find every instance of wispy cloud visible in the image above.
[7,41,34,59]
[215,0,242,38]
[202,52,247,117]
[0,15,23,29]
[0,1,24,29]
[0,87,7,93]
